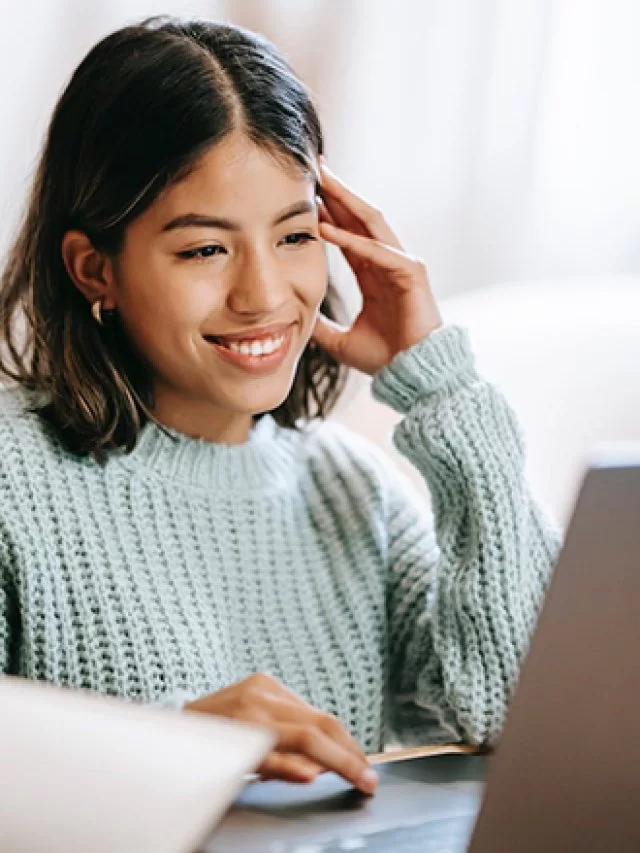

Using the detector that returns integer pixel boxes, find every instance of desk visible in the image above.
[207,754,486,852]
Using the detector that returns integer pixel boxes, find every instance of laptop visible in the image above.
[210,452,640,852]
[0,676,274,853]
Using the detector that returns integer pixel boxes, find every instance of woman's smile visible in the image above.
[203,322,296,375]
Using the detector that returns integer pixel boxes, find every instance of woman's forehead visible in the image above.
[144,135,316,232]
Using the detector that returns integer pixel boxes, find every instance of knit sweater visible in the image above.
[0,325,560,750]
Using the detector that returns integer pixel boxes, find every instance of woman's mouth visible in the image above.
[203,325,295,374]
[215,333,286,356]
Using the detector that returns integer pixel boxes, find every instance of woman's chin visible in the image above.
[220,382,294,418]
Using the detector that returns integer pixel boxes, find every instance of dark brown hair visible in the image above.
[0,16,348,457]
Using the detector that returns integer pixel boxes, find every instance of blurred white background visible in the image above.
[1,0,640,521]
[1,0,640,299]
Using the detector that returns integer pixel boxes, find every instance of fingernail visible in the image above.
[358,767,379,794]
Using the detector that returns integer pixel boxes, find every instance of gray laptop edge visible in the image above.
[470,455,640,852]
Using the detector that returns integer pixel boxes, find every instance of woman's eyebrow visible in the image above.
[160,200,316,233]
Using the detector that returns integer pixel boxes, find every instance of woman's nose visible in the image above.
[226,251,289,316]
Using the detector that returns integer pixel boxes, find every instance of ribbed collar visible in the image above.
[118,415,301,493]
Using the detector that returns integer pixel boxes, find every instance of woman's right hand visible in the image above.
[184,673,379,794]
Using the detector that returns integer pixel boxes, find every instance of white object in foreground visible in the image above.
[0,676,274,853]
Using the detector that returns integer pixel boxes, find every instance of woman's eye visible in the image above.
[280,231,317,247]
[177,245,226,260]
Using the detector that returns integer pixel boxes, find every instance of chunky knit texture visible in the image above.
[0,326,560,750]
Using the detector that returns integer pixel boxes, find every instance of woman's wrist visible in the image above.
[370,325,477,414]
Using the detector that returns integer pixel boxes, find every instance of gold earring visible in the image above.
[91,300,103,326]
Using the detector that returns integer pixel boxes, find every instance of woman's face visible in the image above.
[112,131,327,440]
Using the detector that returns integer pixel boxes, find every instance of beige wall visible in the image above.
[2,1,640,302]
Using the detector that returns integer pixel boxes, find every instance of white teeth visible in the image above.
[224,334,286,357]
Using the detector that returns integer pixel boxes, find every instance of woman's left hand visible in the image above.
[312,161,443,376]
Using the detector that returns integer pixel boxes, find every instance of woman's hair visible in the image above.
[0,16,348,457]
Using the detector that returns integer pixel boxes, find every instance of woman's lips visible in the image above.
[204,324,295,375]
[207,321,294,343]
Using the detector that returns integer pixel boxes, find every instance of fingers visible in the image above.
[259,752,325,784]
[319,162,403,249]
[266,687,369,768]
[319,220,424,285]
[186,673,377,792]
[319,185,369,240]
[311,313,349,359]
[276,722,378,795]
[315,710,369,765]
[241,675,369,763]
[318,198,368,279]
[249,676,374,791]
[317,196,338,227]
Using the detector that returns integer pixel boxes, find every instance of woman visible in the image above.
[0,17,560,794]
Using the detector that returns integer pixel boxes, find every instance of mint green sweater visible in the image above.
[0,326,559,750]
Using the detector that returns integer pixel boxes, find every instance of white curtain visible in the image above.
[1,0,638,300]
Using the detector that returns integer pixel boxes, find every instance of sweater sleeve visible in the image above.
[0,524,16,675]
[371,325,561,746]
[151,689,199,711]
[0,577,10,674]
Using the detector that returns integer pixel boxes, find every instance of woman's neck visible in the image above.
[151,387,253,444]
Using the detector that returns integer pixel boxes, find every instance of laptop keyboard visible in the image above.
[267,814,475,852]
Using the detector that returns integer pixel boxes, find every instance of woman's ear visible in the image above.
[61,230,117,309]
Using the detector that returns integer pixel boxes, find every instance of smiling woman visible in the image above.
[60,133,331,443]
[1,17,346,453]
[0,16,560,792]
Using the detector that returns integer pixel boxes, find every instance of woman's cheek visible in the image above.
[295,249,328,309]
[165,274,224,325]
